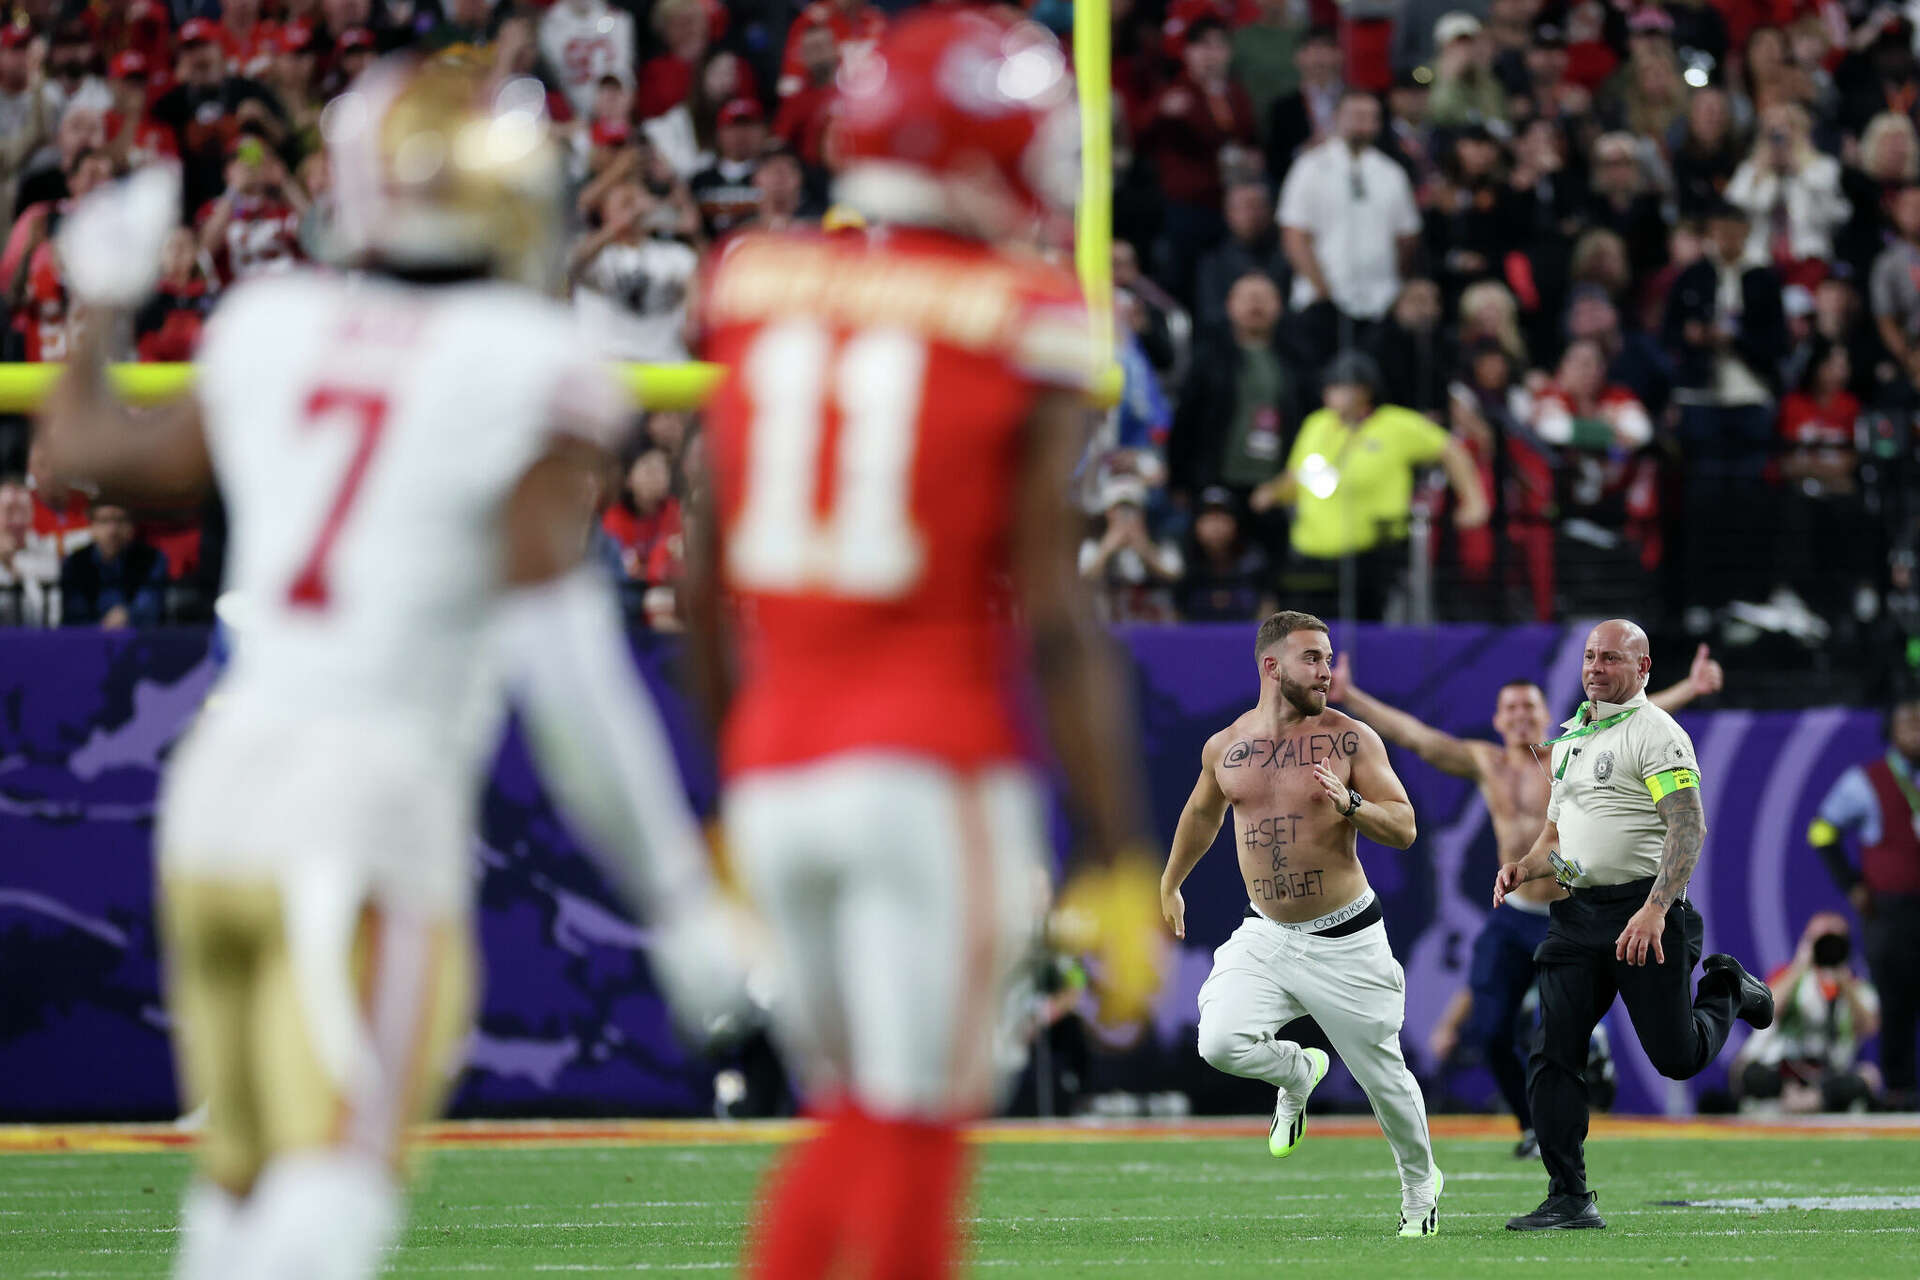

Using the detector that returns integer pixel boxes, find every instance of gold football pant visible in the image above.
[160,875,476,1195]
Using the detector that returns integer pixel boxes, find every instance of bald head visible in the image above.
[1582,618,1652,704]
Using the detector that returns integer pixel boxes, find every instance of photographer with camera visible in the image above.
[1732,913,1881,1112]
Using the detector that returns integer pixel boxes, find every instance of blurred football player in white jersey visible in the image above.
[36,58,740,1280]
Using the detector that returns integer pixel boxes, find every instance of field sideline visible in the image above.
[5,1117,1918,1278]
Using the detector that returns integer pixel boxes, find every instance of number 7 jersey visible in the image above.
[701,228,1093,778]
[192,271,626,720]
[161,271,630,910]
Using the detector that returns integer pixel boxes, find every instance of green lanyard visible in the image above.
[1543,703,1639,780]
[1887,748,1920,817]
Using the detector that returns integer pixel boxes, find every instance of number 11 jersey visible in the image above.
[702,228,1092,778]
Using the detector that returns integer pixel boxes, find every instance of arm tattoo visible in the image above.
[1649,788,1706,909]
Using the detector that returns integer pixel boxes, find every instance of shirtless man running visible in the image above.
[1331,644,1723,1157]
[1161,610,1444,1238]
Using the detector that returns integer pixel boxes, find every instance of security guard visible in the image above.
[1492,619,1775,1231]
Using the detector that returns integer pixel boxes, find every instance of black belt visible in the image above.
[1565,876,1683,906]
[1245,898,1385,938]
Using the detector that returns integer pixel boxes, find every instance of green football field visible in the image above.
[6,1119,1919,1277]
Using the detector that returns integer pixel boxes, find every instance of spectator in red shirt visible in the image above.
[68,0,176,86]
[334,27,378,88]
[773,20,838,170]
[25,436,93,553]
[1779,335,1860,495]
[197,133,307,285]
[637,0,709,120]
[12,250,71,364]
[779,0,884,98]
[220,0,283,80]
[585,72,637,160]
[103,53,178,174]
[1143,17,1257,302]
[601,446,683,586]
[5,146,114,339]
[135,228,219,363]
[318,0,379,48]
[1774,334,1876,616]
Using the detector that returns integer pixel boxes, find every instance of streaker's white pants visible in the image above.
[1197,908,1439,1201]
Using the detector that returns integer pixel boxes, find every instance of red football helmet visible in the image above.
[830,7,1078,238]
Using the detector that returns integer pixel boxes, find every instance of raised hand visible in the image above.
[1312,761,1347,810]
[1688,643,1723,697]
[1329,651,1352,701]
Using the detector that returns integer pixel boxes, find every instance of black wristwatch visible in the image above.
[1341,787,1363,818]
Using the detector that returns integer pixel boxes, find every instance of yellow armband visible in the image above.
[1645,767,1699,802]
[1808,818,1840,848]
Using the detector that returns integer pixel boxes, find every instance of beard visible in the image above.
[1280,672,1326,717]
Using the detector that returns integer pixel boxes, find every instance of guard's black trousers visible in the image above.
[1526,879,1741,1196]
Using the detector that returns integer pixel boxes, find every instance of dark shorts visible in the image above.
[1464,900,1553,1050]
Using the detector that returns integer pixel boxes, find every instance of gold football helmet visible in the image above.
[323,56,564,290]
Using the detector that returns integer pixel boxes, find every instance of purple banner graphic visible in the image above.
[0,626,1884,1119]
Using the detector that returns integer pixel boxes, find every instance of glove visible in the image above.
[1048,852,1169,1025]
[57,165,182,307]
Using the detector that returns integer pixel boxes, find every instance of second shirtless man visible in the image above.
[1160,611,1444,1238]
[1331,644,1722,1158]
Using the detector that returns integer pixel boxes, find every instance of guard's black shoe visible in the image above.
[1703,953,1774,1029]
[1506,1192,1605,1231]
[1513,1130,1539,1160]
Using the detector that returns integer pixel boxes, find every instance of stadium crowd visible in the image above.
[0,0,1916,690]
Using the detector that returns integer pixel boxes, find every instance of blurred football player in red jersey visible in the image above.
[691,10,1166,1279]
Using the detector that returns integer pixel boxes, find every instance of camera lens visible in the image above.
[1812,932,1851,967]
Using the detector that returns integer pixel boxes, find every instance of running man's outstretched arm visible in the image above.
[1160,731,1232,940]
[1330,653,1484,781]
[1648,644,1724,713]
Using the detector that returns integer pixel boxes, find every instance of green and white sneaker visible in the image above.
[1267,1047,1330,1158]
[1398,1170,1445,1237]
